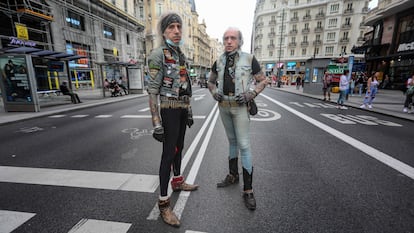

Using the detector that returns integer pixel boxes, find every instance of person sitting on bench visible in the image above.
[59,81,82,104]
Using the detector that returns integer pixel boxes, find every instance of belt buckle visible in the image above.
[228,92,234,96]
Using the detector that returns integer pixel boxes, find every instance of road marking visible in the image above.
[95,115,112,118]
[147,104,219,220]
[174,108,220,219]
[48,115,66,118]
[185,231,208,233]
[262,93,414,180]
[0,166,158,193]
[71,115,89,118]
[0,210,36,233]
[68,219,131,233]
[139,107,149,112]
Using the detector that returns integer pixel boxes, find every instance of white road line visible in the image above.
[0,166,158,193]
[67,219,131,233]
[95,115,113,118]
[121,115,151,118]
[0,210,36,233]
[262,93,414,180]
[71,115,89,118]
[174,109,220,219]
[146,104,219,220]
[139,107,150,112]
[185,231,208,233]
[48,115,66,118]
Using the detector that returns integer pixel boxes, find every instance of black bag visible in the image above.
[247,99,258,115]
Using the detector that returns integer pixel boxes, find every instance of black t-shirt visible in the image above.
[211,55,261,95]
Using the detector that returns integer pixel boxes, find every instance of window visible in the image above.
[341,46,347,54]
[303,35,308,42]
[126,33,130,45]
[346,3,353,10]
[316,34,321,40]
[302,48,307,55]
[304,23,309,30]
[328,18,337,28]
[327,32,336,41]
[317,21,322,28]
[292,24,297,30]
[325,46,334,55]
[269,51,273,57]
[291,37,296,43]
[345,17,351,25]
[294,0,299,5]
[66,10,85,31]
[290,49,295,56]
[330,4,339,13]
[124,0,128,11]
[343,31,349,39]
[314,47,319,55]
[103,24,115,40]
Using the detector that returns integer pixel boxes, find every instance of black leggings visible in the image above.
[159,108,188,196]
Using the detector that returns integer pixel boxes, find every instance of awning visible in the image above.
[2,46,84,61]
[5,47,42,53]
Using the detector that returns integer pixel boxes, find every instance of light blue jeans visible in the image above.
[218,104,253,174]
[337,90,347,105]
[363,87,378,105]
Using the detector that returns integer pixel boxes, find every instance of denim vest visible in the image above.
[147,45,191,98]
[215,50,253,96]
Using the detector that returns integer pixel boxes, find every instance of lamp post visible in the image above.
[277,8,285,88]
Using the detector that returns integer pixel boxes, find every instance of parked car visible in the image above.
[198,76,208,88]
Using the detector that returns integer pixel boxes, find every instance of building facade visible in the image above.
[357,0,414,89]
[252,0,369,81]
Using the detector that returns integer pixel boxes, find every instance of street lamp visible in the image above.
[277,8,285,88]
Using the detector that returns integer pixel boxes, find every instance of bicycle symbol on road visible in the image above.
[251,102,281,121]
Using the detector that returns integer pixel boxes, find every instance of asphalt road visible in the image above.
[1,87,413,233]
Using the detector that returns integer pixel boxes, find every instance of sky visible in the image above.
[195,0,379,53]
[194,0,256,52]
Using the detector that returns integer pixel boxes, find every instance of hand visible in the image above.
[152,126,164,142]
[213,92,223,102]
[235,91,256,104]
[187,108,194,128]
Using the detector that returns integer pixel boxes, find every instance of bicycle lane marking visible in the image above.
[262,93,414,180]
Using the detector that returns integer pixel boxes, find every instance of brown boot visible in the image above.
[171,176,199,192]
[217,158,239,187]
[158,198,180,227]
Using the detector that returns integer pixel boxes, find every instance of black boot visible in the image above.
[217,158,239,187]
[242,167,256,210]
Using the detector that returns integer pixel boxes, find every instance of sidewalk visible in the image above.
[0,85,413,125]
[271,84,414,122]
[0,88,146,125]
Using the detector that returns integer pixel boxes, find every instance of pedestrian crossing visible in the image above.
[48,114,206,119]
[0,210,207,233]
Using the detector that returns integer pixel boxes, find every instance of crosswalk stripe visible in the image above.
[68,219,131,233]
[0,210,36,233]
[0,166,158,193]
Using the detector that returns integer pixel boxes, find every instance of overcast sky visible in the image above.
[194,0,379,53]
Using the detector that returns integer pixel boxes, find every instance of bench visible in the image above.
[37,90,62,97]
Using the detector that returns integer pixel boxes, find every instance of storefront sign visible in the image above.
[397,41,414,52]
[9,37,36,47]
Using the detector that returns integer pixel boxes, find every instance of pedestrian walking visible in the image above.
[147,12,198,228]
[360,72,379,109]
[337,70,349,109]
[403,73,414,113]
[322,70,332,101]
[207,27,267,211]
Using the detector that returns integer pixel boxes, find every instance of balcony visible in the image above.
[344,9,354,14]
[301,41,309,46]
[256,22,264,28]
[302,28,310,34]
[315,13,325,19]
[289,42,297,47]
[303,15,311,21]
[268,20,277,26]
[341,23,352,29]
[289,29,298,35]
[340,38,350,43]
[314,27,323,33]
[313,40,322,46]
[291,17,299,22]
[357,37,365,42]
[268,32,276,38]
[362,7,369,13]
[268,44,275,49]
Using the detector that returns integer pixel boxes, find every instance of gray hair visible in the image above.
[223,27,244,48]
